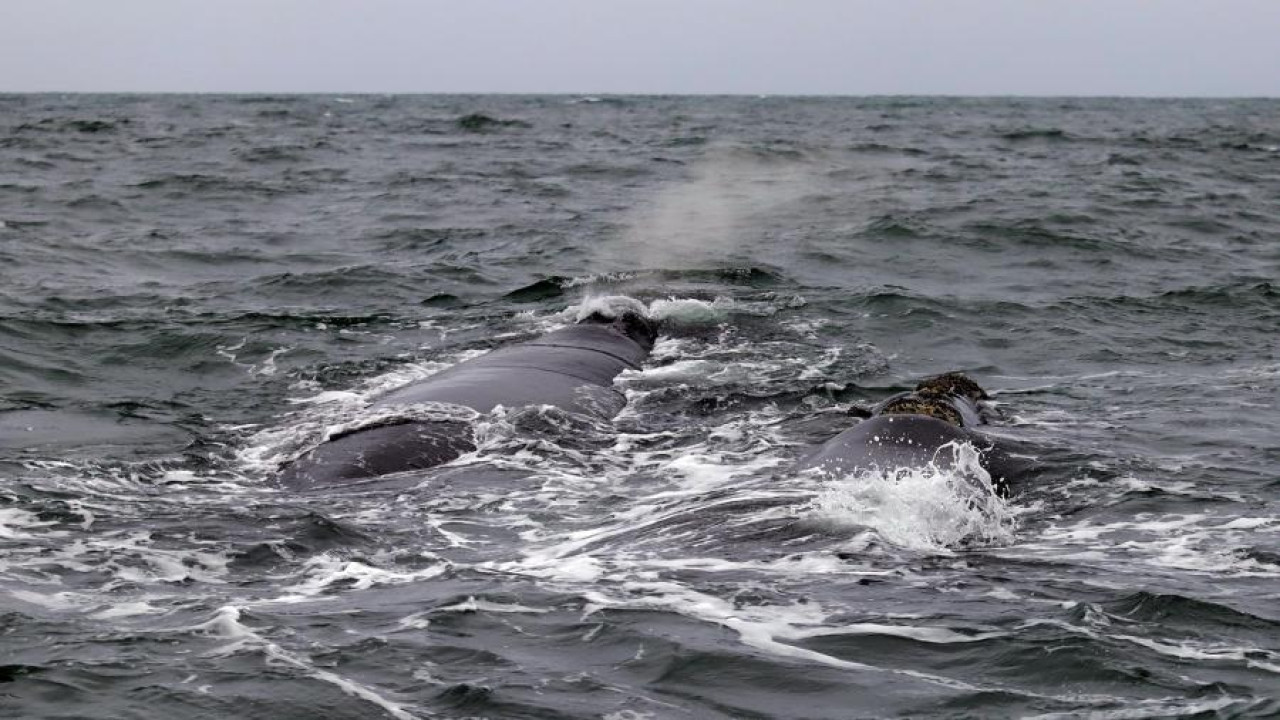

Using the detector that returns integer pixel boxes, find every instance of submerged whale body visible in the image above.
[277,311,657,488]
[797,373,1025,494]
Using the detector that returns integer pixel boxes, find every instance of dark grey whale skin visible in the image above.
[277,318,653,489]
[796,409,1028,494]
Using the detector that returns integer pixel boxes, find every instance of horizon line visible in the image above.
[3,90,1279,100]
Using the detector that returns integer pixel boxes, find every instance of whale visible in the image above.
[796,373,1026,494]
[277,310,657,488]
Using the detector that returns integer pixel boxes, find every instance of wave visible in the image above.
[456,113,532,132]
[998,127,1071,141]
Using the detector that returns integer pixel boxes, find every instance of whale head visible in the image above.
[579,310,658,352]
[915,372,989,402]
[878,394,964,426]
[875,372,991,427]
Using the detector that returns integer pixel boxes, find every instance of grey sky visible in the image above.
[4,0,1278,96]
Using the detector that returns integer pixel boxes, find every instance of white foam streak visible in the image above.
[0,508,60,539]
[790,622,1006,644]
[579,582,983,692]
[1023,695,1246,720]
[10,588,168,619]
[194,606,420,720]
[1114,633,1280,673]
[1010,510,1280,577]
[434,596,550,614]
[262,554,451,603]
[634,553,893,578]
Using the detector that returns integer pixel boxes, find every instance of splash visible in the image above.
[569,293,795,330]
[570,294,649,322]
[807,442,1017,552]
[648,296,735,325]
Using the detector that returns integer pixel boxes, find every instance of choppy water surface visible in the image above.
[2,94,1278,719]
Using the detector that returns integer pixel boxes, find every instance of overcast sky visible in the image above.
[4,0,1278,96]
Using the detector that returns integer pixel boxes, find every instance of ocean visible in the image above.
[1,94,1278,718]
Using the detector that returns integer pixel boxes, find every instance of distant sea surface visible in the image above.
[2,94,1278,719]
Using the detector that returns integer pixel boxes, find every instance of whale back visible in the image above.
[797,414,976,477]
[277,322,650,488]
[373,324,643,416]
